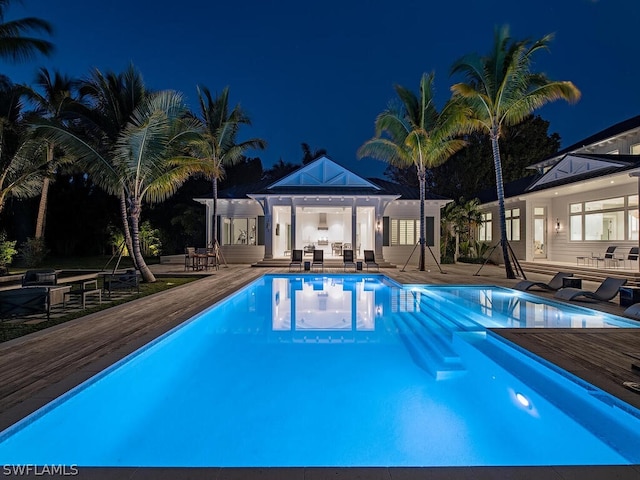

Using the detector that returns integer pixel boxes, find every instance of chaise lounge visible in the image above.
[554,277,627,302]
[514,272,573,292]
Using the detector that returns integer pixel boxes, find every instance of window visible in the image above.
[506,208,520,241]
[570,195,637,241]
[390,219,418,245]
[222,217,257,245]
[570,215,583,241]
[478,213,492,242]
[631,143,640,155]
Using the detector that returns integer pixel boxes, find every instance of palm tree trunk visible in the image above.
[418,166,426,271]
[120,190,137,268]
[34,144,54,239]
[34,177,49,238]
[129,197,155,283]
[212,178,218,246]
[490,131,516,279]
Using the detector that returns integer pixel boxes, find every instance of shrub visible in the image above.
[20,237,49,267]
[0,232,18,274]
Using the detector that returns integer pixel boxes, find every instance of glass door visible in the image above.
[533,207,546,259]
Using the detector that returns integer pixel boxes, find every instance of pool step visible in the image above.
[417,290,485,331]
[393,313,465,380]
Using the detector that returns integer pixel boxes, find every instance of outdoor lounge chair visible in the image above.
[623,302,640,321]
[343,249,356,272]
[364,250,379,271]
[514,272,573,292]
[289,249,303,272]
[311,249,324,272]
[554,276,627,302]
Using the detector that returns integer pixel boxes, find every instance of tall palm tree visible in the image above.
[190,85,266,247]
[76,65,148,264]
[450,26,580,278]
[21,68,78,238]
[358,73,466,270]
[35,90,212,282]
[0,0,53,63]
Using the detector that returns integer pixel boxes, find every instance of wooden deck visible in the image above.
[1,262,639,432]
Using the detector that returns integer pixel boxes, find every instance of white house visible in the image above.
[195,156,449,266]
[477,115,640,267]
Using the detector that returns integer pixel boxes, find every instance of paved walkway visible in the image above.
[0,262,639,479]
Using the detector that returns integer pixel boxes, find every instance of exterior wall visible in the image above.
[212,199,265,264]
[382,200,443,267]
[547,182,638,263]
[198,195,447,266]
[478,199,527,265]
[219,245,265,264]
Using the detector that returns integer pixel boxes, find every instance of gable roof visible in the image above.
[529,115,640,171]
[526,154,640,192]
[478,153,640,203]
[268,156,380,190]
[211,159,450,201]
[526,154,634,191]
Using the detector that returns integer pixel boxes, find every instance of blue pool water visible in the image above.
[1,274,639,467]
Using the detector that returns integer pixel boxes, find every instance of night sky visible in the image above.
[3,0,639,178]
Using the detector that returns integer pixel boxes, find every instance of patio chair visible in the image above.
[593,246,620,268]
[343,249,356,272]
[0,287,51,320]
[311,249,324,272]
[554,276,627,302]
[22,269,57,287]
[184,247,197,271]
[289,249,303,272]
[514,272,573,292]
[624,247,639,269]
[364,250,379,271]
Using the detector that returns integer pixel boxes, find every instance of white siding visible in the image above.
[383,200,443,267]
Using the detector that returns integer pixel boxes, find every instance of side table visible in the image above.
[619,286,640,307]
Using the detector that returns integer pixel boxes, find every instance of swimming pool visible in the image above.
[0,274,639,466]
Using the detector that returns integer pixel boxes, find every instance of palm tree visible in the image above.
[21,68,78,238]
[358,72,466,271]
[450,26,580,278]
[35,90,212,282]
[0,0,53,63]
[0,75,47,214]
[190,85,266,247]
[301,142,327,164]
[76,65,148,264]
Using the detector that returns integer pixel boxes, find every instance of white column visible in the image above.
[263,198,273,259]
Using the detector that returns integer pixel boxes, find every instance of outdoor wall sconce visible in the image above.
[555,218,560,234]
[376,220,382,232]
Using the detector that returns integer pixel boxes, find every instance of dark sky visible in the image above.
[4,0,639,178]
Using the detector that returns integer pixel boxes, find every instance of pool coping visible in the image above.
[1,265,640,479]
